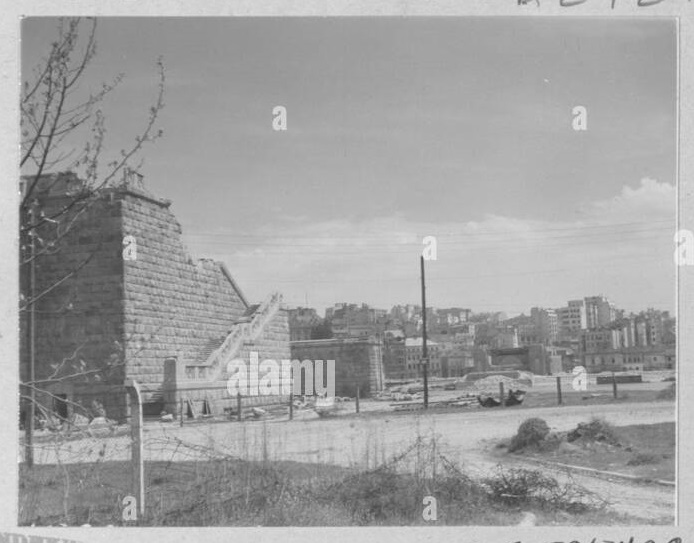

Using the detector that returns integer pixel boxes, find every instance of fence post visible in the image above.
[124,379,145,518]
[356,386,360,413]
[289,393,293,421]
[499,382,505,408]
[179,397,184,427]
[556,376,563,405]
[612,372,618,399]
[237,392,242,421]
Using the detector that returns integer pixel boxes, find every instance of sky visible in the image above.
[21,17,677,316]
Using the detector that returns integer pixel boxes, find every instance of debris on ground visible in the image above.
[87,416,116,437]
[566,418,619,445]
[472,375,531,394]
[477,389,526,408]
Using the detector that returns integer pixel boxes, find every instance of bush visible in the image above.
[566,418,618,444]
[483,466,604,513]
[484,467,557,503]
[327,466,417,524]
[509,418,550,452]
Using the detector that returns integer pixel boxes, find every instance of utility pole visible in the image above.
[25,199,37,467]
[420,256,429,409]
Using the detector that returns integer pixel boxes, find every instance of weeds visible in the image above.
[509,418,550,452]
[483,466,607,514]
[21,428,613,526]
[567,418,618,445]
[627,453,660,466]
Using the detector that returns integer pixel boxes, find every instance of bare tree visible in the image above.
[20,17,166,466]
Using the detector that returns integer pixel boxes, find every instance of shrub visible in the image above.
[484,467,557,503]
[483,467,606,513]
[509,418,550,452]
[566,418,618,444]
[327,466,417,524]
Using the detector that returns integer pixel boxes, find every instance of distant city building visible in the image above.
[287,307,323,341]
[438,341,475,378]
[579,309,676,372]
[584,295,616,329]
[530,307,558,345]
[556,299,587,341]
[503,314,539,346]
[404,337,441,379]
[326,302,389,339]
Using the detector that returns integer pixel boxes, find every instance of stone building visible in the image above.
[20,172,290,420]
[290,337,385,397]
[404,337,441,379]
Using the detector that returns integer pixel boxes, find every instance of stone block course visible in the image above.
[22,174,290,408]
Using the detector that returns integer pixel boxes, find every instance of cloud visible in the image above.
[581,177,675,223]
[184,178,675,314]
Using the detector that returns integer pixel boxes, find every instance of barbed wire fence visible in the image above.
[19,382,137,525]
[18,382,308,526]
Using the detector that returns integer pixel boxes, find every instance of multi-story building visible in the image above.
[503,314,539,346]
[530,307,558,345]
[404,338,441,379]
[450,322,476,348]
[327,303,389,339]
[556,299,587,341]
[490,326,519,349]
[584,295,616,329]
[579,313,676,372]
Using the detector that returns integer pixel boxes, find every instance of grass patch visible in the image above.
[19,434,642,526]
[657,383,676,400]
[499,421,675,483]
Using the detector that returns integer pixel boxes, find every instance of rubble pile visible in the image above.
[473,375,530,394]
[375,389,423,402]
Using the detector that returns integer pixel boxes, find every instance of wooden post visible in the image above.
[420,256,429,409]
[289,393,293,421]
[612,372,618,399]
[237,392,242,421]
[179,397,184,427]
[499,382,505,408]
[125,380,145,518]
[556,376,563,405]
[25,200,38,468]
[356,386,360,413]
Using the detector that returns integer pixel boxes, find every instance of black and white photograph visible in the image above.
[5,6,693,537]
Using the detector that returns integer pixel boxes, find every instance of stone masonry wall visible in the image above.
[23,178,125,386]
[290,338,385,397]
[119,189,249,398]
[22,173,290,417]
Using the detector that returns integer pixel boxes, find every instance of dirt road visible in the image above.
[28,400,676,523]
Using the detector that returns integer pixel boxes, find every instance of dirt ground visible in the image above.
[24,397,677,523]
